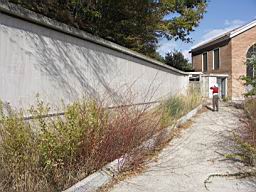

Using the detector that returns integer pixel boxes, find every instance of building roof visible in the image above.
[190,19,256,53]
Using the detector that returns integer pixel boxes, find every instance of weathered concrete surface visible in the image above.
[0,1,188,110]
[110,104,256,192]
[63,159,120,192]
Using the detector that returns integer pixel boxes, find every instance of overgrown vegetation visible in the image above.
[0,88,201,192]
[8,0,207,59]
[160,88,201,127]
[232,99,256,166]
[233,53,256,166]
[228,54,256,169]
[241,55,256,96]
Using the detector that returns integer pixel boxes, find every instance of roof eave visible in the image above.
[189,34,230,54]
[190,19,256,54]
[230,20,256,38]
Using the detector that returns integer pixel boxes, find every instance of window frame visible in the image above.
[202,52,208,72]
[213,48,220,70]
[246,44,256,78]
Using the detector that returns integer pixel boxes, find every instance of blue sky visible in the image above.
[157,0,256,61]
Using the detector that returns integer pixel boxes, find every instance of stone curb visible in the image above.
[63,104,202,192]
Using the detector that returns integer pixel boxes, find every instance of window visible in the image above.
[202,52,207,72]
[213,48,220,70]
[246,44,256,78]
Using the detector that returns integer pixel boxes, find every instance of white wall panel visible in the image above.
[0,11,189,110]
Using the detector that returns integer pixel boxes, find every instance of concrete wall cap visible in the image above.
[0,0,188,76]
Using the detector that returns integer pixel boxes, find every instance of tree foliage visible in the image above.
[242,55,256,96]
[9,0,207,58]
[164,50,192,71]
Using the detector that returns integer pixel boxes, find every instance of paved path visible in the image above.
[110,104,256,192]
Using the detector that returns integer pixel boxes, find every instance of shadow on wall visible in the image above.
[35,35,115,101]
[1,18,123,104]
[0,13,184,108]
[31,34,163,105]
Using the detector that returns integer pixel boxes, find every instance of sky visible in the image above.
[157,0,256,61]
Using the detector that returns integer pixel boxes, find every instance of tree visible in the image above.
[164,50,192,71]
[9,0,208,58]
[242,55,256,96]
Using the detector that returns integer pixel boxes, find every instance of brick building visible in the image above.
[190,20,256,100]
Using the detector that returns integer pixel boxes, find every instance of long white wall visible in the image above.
[0,2,189,110]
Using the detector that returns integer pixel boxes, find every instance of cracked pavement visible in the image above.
[109,103,256,192]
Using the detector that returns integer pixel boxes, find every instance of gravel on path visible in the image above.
[109,104,256,192]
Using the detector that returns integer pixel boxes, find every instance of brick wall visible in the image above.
[192,54,201,71]
[192,43,232,74]
[207,51,213,72]
[231,26,256,100]
[192,42,232,97]
[219,42,232,98]
[191,26,256,100]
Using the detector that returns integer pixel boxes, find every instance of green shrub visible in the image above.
[165,96,184,118]
[0,101,49,191]
[222,96,231,102]
[0,89,202,192]
[230,99,256,167]
[160,86,201,127]
[241,55,256,97]
[0,99,160,191]
[245,98,256,119]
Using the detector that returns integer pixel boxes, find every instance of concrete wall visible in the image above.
[0,2,189,110]
[200,76,209,98]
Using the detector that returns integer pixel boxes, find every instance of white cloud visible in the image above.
[202,20,245,41]
[200,27,230,42]
[157,39,177,56]
[224,19,245,26]
[192,19,246,49]
[182,50,191,62]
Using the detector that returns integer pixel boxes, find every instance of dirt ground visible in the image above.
[109,103,256,192]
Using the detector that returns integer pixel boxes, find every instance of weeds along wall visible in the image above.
[0,1,189,110]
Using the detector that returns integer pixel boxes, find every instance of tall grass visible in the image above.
[160,87,201,127]
[0,99,161,192]
[0,87,201,192]
[227,98,256,167]
[234,98,256,166]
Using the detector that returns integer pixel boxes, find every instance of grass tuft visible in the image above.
[0,87,201,192]
[229,98,256,167]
